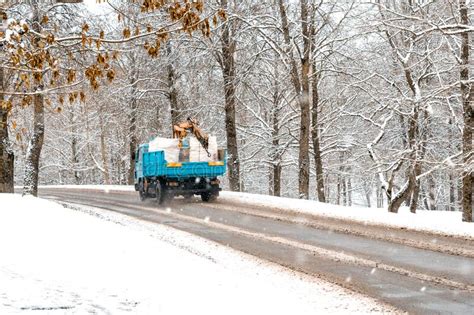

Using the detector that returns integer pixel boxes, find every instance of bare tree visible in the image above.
[0,55,14,193]
[22,1,45,196]
[166,40,180,126]
[459,0,473,222]
[277,0,311,199]
[217,0,241,191]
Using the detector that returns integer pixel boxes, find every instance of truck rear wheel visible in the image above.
[201,191,218,202]
[155,182,165,205]
[156,181,174,205]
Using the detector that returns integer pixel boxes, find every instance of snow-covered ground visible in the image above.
[219,191,474,239]
[42,185,474,238]
[0,194,393,314]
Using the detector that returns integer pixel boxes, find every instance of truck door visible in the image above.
[134,148,143,184]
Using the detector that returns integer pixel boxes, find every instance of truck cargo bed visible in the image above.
[136,145,226,179]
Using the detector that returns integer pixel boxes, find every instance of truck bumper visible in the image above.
[166,186,221,195]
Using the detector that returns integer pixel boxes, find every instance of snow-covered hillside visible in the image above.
[0,194,392,314]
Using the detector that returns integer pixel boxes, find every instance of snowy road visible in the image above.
[39,188,474,314]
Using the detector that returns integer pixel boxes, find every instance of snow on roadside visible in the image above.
[41,184,135,192]
[218,191,474,239]
[41,185,474,239]
[0,194,395,314]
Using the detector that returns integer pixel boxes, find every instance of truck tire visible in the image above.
[139,181,147,201]
[201,192,217,202]
[155,182,165,205]
[139,190,147,201]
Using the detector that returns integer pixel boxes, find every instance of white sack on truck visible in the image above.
[189,137,201,162]
[189,136,218,162]
[208,136,218,161]
[148,137,180,162]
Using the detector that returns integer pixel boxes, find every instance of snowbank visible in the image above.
[0,194,391,314]
[219,192,474,239]
[40,184,135,192]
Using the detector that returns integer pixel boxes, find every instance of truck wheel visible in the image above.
[201,192,217,202]
[139,190,147,201]
[139,181,147,201]
[155,183,165,205]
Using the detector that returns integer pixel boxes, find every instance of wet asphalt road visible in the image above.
[38,188,474,314]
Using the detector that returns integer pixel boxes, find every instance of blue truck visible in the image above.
[133,142,226,204]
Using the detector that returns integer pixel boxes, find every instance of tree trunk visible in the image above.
[277,0,311,198]
[458,178,463,211]
[115,155,120,184]
[324,174,331,202]
[347,176,352,207]
[409,181,420,213]
[427,175,436,211]
[336,175,341,205]
[365,188,371,208]
[338,152,347,206]
[220,0,240,191]
[71,135,80,184]
[268,165,274,195]
[387,160,413,213]
[23,3,44,197]
[298,68,311,199]
[388,181,414,213]
[99,106,110,185]
[271,91,281,197]
[127,61,139,185]
[342,179,347,206]
[423,186,430,210]
[297,0,311,199]
[0,59,14,193]
[99,131,110,185]
[460,0,473,222]
[23,93,45,196]
[338,153,346,206]
[166,40,180,127]
[311,66,326,202]
[376,183,383,208]
[69,109,80,184]
[273,163,282,197]
[389,96,419,213]
[449,172,456,211]
[410,139,424,213]
[381,4,423,214]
